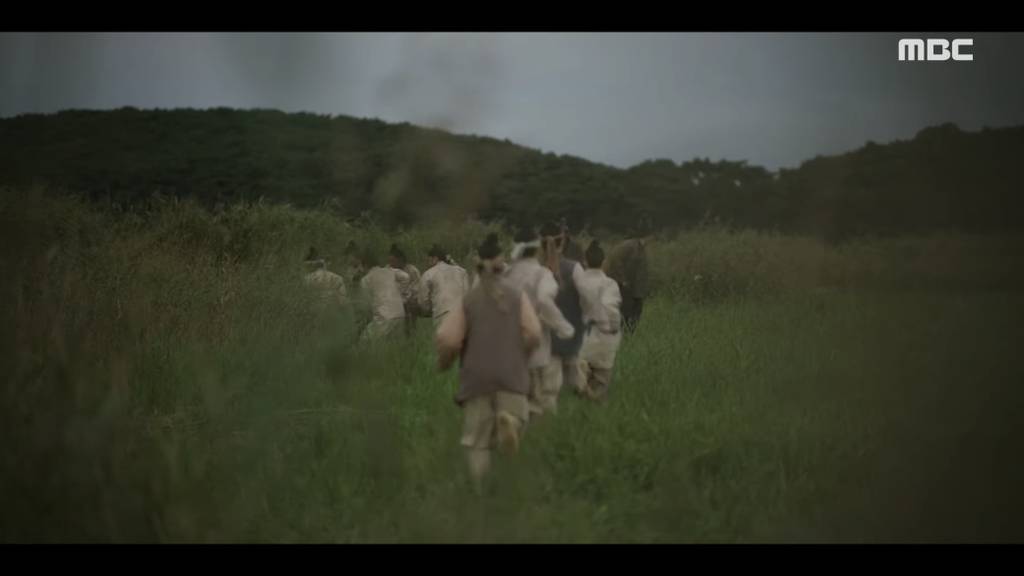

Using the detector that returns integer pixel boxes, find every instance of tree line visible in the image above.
[2,108,1021,241]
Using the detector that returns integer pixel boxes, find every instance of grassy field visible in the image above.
[2,191,1023,542]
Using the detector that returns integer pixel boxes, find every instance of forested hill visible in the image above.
[2,108,1021,239]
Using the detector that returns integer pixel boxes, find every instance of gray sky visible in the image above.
[2,32,1023,169]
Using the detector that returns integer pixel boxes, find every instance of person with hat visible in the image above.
[575,240,622,402]
[504,226,575,417]
[435,233,543,493]
[418,243,470,327]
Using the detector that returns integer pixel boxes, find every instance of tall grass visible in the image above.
[2,189,1023,542]
[645,224,1024,301]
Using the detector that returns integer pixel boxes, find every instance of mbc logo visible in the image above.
[899,39,974,61]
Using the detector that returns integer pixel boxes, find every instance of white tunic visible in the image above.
[503,258,574,369]
[576,268,622,369]
[360,266,410,322]
[304,268,348,306]
[418,261,470,323]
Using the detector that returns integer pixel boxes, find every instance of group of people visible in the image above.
[302,222,650,492]
[302,240,472,339]
[436,222,650,491]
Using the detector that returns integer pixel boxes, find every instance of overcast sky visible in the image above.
[2,32,1023,169]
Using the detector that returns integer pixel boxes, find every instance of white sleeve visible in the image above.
[572,262,586,288]
[394,268,411,291]
[602,279,622,330]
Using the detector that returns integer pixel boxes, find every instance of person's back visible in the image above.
[435,233,541,492]
[606,238,649,333]
[551,255,585,358]
[577,267,622,367]
[360,266,409,339]
[302,247,348,308]
[607,239,649,296]
[505,253,574,416]
[505,257,571,369]
[540,221,586,396]
[304,268,348,306]
[419,260,471,324]
[456,282,531,404]
[577,267,608,327]
[577,241,623,401]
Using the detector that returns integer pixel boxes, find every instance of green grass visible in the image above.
[5,290,1023,542]
[3,191,1024,542]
